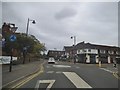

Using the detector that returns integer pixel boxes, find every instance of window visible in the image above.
[114,51,116,54]
[88,49,91,52]
[83,49,86,52]
[100,50,105,54]
[108,51,114,54]
[116,51,118,54]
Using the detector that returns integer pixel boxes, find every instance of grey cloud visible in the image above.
[86,2,118,22]
[2,2,118,50]
[55,8,77,20]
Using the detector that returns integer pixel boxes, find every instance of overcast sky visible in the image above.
[2,2,118,50]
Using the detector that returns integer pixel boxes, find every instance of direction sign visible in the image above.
[10,35,16,42]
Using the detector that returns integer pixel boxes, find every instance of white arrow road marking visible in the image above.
[35,80,55,90]
[63,72,92,88]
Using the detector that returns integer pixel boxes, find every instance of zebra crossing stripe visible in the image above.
[46,71,54,73]
[63,72,92,88]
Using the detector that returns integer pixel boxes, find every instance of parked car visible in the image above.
[48,57,55,64]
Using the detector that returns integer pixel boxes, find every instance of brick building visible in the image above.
[63,41,120,64]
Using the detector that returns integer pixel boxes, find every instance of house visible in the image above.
[63,46,74,59]
[64,41,120,64]
[47,50,65,60]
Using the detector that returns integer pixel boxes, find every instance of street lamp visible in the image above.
[71,36,76,46]
[71,36,76,63]
[26,18,36,36]
[23,18,36,64]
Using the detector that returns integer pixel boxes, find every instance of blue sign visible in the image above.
[2,38,6,47]
[10,35,16,42]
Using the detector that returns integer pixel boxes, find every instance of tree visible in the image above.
[2,23,46,58]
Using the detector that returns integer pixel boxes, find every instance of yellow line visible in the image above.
[113,72,119,80]
[9,61,45,90]
[15,65,44,88]
[14,71,43,89]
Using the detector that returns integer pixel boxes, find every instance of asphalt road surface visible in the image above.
[16,61,118,89]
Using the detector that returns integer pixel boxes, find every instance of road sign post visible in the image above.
[9,48,13,72]
[9,35,16,72]
[23,47,27,64]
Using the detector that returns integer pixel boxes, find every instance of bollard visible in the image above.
[99,61,101,68]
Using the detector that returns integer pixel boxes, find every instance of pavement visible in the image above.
[2,58,45,88]
[98,63,119,80]
[100,64,118,72]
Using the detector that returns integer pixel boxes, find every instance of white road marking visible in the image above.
[46,66,50,68]
[56,71,62,74]
[46,71,54,73]
[76,66,80,69]
[63,72,92,88]
[53,65,71,68]
[100,68,113,73]
[35,80,55,90]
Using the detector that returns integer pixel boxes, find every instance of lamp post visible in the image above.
[71,36,76,46]
[23,18,36,64]
[26,18,36,36]
[71,36,76,63]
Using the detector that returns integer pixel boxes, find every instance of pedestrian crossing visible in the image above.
[46,71,62,74]
[63,72,92,88]
[46,65,80,69]
[37,71,92,89]
[39,65,92,88]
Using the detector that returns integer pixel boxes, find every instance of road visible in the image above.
[13,61,118,89]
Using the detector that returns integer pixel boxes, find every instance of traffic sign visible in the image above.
[2,38,6,47]
[10,35,16,42]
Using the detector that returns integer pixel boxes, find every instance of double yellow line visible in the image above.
[9,61,45,90]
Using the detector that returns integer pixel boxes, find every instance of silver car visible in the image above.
[48,57,55,64]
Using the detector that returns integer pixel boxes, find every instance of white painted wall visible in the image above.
[108,56,111,63]
[66,53,69,58]
[77,49,98,54]
[96,55,99,63]
[86,54,90,63]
